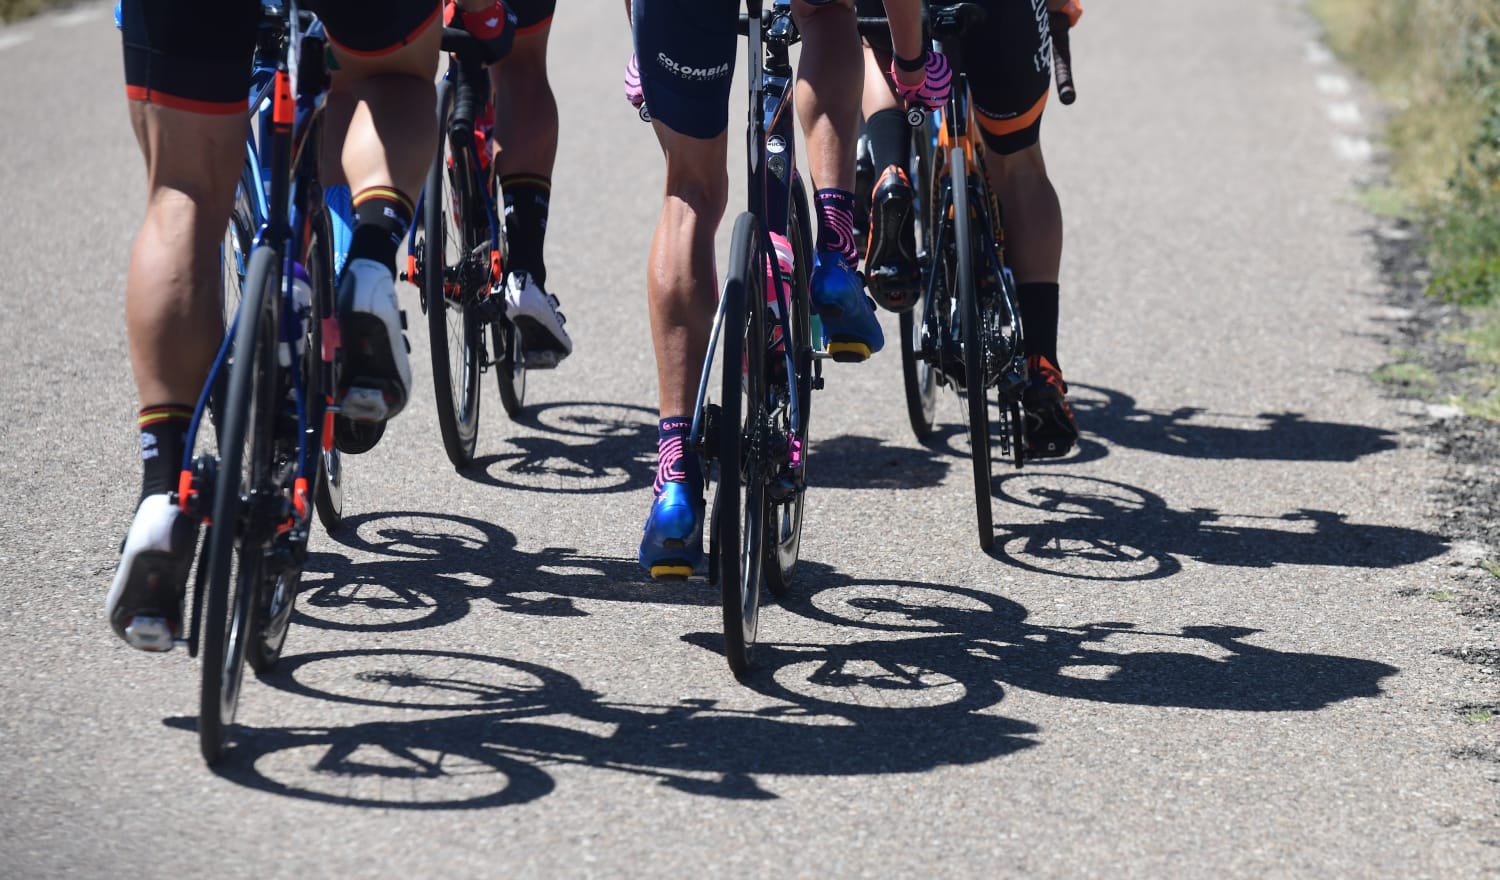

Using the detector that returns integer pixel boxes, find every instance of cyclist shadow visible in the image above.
[988,473,1447,581]
[191,642,1038,808]
[460,400,658,495]
[296,509,713,635]
[1068,384,1399,462]
[773,563,1398,713]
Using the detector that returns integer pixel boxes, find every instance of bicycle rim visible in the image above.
[899,307,939,441]
[954,160,994,551]
[765,182,812,597]
[719,213,765,679]
[425,91,483,467]
[200,245,277,764]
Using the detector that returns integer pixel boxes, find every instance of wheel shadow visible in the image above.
[988,473,1448,580]
[295,509,713,634]
[461,400,658,494]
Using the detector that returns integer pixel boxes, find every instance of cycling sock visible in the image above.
[654,416,700,497]
[138,404,192,500]
[865,108,911,175]
[814,188,858,263]
[1018,282,1060,368]
[502,174,550,287]
[347,187,414,276]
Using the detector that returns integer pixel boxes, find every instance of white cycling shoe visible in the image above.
[338,257,412,423]
[106,493,197,652]
[503,270,572,367]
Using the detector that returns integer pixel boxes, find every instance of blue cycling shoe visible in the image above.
[639,481,705,581]
[811,250,884,363]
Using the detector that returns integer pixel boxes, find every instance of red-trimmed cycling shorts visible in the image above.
[121,0,441,114]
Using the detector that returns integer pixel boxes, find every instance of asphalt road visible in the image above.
[1,1,1496,877]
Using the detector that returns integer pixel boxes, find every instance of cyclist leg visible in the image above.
[111,0,261,651]
[792,0,884,361]
[632,0,735,578]
[316,0,443,429]
[488,4,573,363]
[968,0,1077,456]
[855,0,921,311]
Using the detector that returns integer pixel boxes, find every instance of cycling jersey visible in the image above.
[631,0,740,139]
[121,0,441,112]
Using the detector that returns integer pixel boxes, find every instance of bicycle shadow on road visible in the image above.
[187,643,1037,809]
[460,400,658,495]
[296,509,712,634]
[773,564,1398,713]
[806,433,951,490]
[1068,384,1399,462]
[987,473,1447,580]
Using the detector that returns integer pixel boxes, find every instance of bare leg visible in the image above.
[489,26,558,180]
[330,23,440,201]
[983,143,1062,284]
[792,0,861,194]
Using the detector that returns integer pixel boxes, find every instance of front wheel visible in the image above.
[718,213,767,679]
[765,180,813,598]
[899,307,938,442]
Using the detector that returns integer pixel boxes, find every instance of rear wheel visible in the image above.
[765,182,813,598]
[424,89,484,468]
[953,159,994,551]
[718,213,766,679]
[492,318,527,417]
[200,246,278,764]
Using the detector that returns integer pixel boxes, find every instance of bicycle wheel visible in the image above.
[310,191,344,532]
[899,308,939,442]
[423,86,484,468]
[492,317,527,417]
[718,213,766,679]
[953,158,994,551]
[200,245,278,764]
[764,181,813,597]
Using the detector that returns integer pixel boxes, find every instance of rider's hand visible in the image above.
[452,0,517,65]
[890,49,952,112]
[624,54,645,110]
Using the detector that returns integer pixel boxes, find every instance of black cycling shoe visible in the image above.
[864,165,921,313]
[1023,355,1080,458]
[335,416,386,455]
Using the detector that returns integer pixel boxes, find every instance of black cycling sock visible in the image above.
[347,188,414,276]
[865,108,911,176]
[1018,282,1060,368]
[138,404,192,500]
[502,174,550,287]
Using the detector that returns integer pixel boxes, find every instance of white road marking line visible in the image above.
[1317,73,1351,96]
[0,32,31,51]
[1305,41,1334,65]
[1328,102,1362,125]
[53,9,99,26]
[1334,135,1373,162]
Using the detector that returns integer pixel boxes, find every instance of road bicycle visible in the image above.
[895,2,1032,552]
[405,27,530,469]
[181,0,342,764]
[638,0,822,678]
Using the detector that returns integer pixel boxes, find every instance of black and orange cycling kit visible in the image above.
[120,0,442,113]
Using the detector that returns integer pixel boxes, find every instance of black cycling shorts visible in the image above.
[121,0,441,113]
[857,0,1051,155]
[632,0,739,139]
[509,0,556,34]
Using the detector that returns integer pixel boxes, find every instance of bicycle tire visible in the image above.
[424,86,484,468]
[764,179,813,597]
[901,124,940,442]
[200,245,277,764]
[718,212,766,679]
[953,158,995,551]
[310,193,344,533]
[492,318,527,417]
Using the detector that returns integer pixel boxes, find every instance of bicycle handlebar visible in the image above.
[1048,11,1076,105]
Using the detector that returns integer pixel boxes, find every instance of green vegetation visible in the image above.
[1464,708,1495,724]
[0,0,66,23]
[1311,1,1500,305]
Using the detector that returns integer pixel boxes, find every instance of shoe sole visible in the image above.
[1024,390,1080,458]
[340,313,409,422]
[648,561,695,581]
[511,314,571,363]
[865,185,920,310]
[827,339,873,363]
[107,550,187,652]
